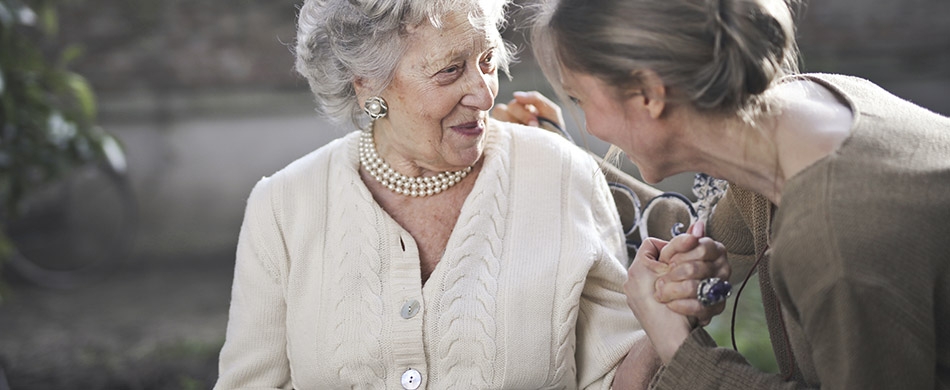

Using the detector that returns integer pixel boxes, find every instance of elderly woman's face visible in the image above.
[374,11,500,172]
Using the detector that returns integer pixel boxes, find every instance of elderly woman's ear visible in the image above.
[353,77,373,102]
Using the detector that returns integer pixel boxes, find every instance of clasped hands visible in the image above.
[493,92,732,363]
[625,222,730,364]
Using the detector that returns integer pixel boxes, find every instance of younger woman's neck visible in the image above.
[679,80,854,207]
[678,108,786,206]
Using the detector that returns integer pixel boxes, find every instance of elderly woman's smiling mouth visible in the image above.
[450,120,485,137]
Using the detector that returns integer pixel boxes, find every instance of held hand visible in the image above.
[625,238,694,364]
[655,222,731,326]
[491,91,565,131]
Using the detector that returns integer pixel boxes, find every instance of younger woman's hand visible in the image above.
[492,91,565,131]
[654,222,730,326]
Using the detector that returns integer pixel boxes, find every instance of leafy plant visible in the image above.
[0,0,114,283]
[706,273,780,373]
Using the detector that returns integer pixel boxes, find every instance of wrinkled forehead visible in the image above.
[406,10,501,70]
[409,3,501,41]
[405,0,502,37]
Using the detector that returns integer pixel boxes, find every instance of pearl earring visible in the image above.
[363,96,388,120]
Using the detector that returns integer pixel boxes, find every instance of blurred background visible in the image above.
[0,0,948,388]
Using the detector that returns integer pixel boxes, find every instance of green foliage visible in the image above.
[178,376,207,390]
[706,273,780,373]
[0,230,8,301]
[0,0,110,282]
[0,0,107,220]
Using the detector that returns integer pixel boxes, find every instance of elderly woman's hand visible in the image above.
[492,91,565,132]
[624,237,694,364]
[653,222,730,327]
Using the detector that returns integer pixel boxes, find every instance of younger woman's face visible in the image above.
[560,69,675,184]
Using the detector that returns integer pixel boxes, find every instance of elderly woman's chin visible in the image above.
[448,137,487,169]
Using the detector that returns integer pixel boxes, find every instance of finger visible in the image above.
[632,238,671,275]
[667,237,725,266]
[513,91,564,126]
[654,278,700,304]
[524,103,540,116]
[656,262,708,302]
[715,257,731,281]
[666,299,726,323]
[669,253,730,284]
[491,104,514,123]
[504,100,540,126]
[635,259,672,278]
[637,237,669,261]
[658,233,701,265]
[663,260,719,283]
[626,238,671,305]
[644,256,672,275]
[688,220,705,238]
[658,249,729,304]
[709,251,730,279]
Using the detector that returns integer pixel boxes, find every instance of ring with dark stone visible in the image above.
[697,277,732,307]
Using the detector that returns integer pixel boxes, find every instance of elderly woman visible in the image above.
[214,0,728,388]
[529,0,950,388]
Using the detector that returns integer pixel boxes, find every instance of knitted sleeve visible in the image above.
[214,177,292,390]
[575,162,643,390]
[706,185,761,285]
[649,328,809,389]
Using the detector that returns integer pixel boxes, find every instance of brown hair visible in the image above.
[533,0,801,114]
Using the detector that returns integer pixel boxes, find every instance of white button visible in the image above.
[400,299,421,319]
[401,368,422,389]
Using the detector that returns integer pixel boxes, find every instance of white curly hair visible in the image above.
[294,0,514,126]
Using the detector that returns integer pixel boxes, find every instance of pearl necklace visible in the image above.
[359,130,473,197]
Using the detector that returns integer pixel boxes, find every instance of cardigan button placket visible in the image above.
[390,229,427,388]
[401,368,422,389]
[400,299,421,319]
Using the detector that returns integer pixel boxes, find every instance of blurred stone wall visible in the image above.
[796,0,950,114]
[58,0,950,110]
[47,0,950,260]
[54,0,315,259]
[59,0,302,94]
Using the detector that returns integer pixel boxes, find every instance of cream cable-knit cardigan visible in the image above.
[215,120,643,389]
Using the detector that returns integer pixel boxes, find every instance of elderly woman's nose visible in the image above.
[460,72,495,111]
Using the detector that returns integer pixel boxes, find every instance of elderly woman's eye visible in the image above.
[441,65,461,74]
[479,55,496,74]
[480,52,496,71]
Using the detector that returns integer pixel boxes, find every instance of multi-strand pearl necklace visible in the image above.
[359,130,473,197]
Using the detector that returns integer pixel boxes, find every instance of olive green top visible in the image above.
[650,73,950,389]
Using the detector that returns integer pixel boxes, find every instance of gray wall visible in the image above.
[55,0,949,261]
